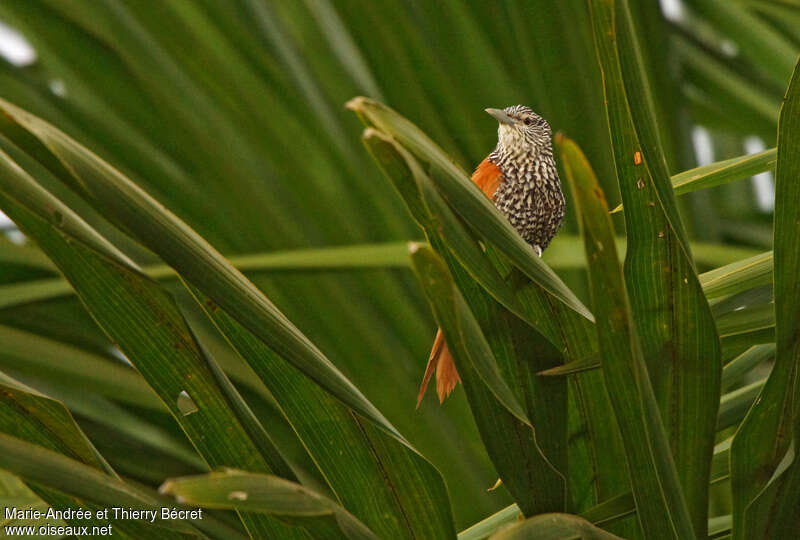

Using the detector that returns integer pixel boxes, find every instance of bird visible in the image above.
[417,105,565,407]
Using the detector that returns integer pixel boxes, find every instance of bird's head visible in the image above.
[485,105,551,157]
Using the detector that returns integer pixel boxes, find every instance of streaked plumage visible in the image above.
[417,105,565,406]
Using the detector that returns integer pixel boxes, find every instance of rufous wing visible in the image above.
[473,157,504,201]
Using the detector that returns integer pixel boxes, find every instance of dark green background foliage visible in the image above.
[0,1,798,539]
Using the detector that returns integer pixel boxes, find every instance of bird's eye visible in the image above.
[523,118,532,126]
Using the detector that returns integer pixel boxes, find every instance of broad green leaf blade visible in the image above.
[0,433,241,539]
[199,331,298,483]
[722,344,775,390]
[591,2,720,534]
[0,147,305,539]
[539,350,775,434]
[542,338,776,383]
[700,252,773,300]
[191,286,457,540]
[0,304,184,538]
[160,470,378,540]
[457,505,521,540]
[538,356,601,377]
[708,515,732,539]
[731,55,800,540]
[670,149,776,197]
[717,379,766,432]
[419,238,570,517]
[711,438,731,486]
[0,97,399,443]
[490,513,624,540]
[55,394,203,471]
[0,370,109,473]
[408,245,529,427]
[558,134,695,539]
[579,493,636,527]
[610,149,777,214]
[715,302,775,342]
[348,97,593,322]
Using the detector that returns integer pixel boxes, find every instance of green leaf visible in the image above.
[410,243,570,516]
[0,433,242,539]
[408,243,532,424]
[0,341,189,538]
[0,370,109,474]
[671,150,776,198]
[700,252,773,300]
[490,513,624,540]
[716,302,775,351]
[0,96,400,444]
[579,492,636,527]
[160,470,378,540]
[711,438,731,486]
[457,505,521,540]
[558,134,695,539]
[730,55,800,540]
[0,327,201,471]
[0,145,306,538]
[708,515,732,539]
[722,344,775,390]
[590,2,721,534]
[610,149,777,214]
[191,286,457,540]
[538,356,601,377]
[717,378,766,431]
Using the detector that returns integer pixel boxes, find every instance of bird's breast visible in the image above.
[479,154,564,250]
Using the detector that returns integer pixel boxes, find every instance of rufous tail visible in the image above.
[416,329,461,407]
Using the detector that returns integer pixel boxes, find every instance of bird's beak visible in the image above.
[485,108,515,125]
